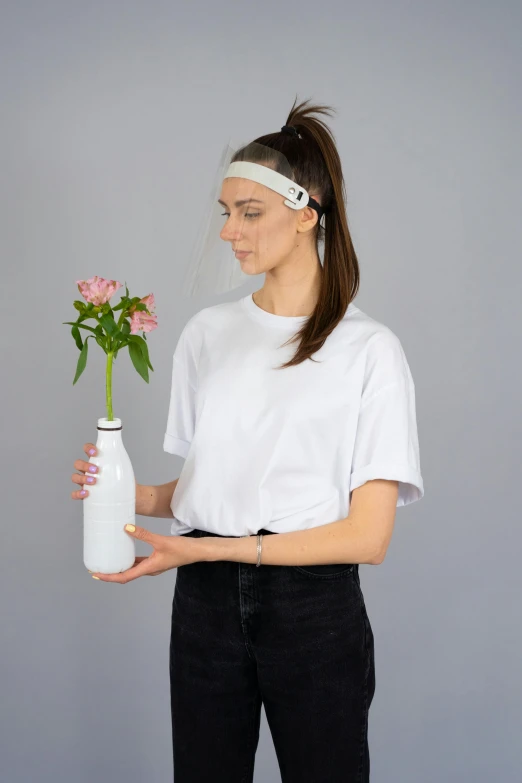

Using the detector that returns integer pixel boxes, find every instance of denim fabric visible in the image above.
[169,528,375,782]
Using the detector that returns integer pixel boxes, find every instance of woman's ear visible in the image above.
[297,194,321,233]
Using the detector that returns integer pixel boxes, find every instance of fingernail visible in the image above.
[92,575,100,580]
[80,490,86,496]
[88,449,96,455]
[86,477,94,483]
[88,465,97,473]
[125,524,136,532]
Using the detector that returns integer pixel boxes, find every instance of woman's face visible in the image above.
[218,176,317,277]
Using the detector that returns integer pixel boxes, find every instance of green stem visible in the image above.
[106,351,114,420]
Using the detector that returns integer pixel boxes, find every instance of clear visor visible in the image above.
[180,139,322,299]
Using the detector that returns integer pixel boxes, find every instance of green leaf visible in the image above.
[71,324,83,351]
[95,336,107,352]
[77,313,94,324]
[125,281,129,298]
[73,300,86,313]
[134,302,148,312]
[111,339,125,355]
[73,336,91,384]
[128,341,149,383]
[99,314,121,338]
[63,321,98,335]
[128,334,154,371]
[120,320,131,335]
[111,298,128,312]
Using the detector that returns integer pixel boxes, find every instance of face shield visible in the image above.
[180,139,325,299]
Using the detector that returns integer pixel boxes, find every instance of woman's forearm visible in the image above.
[136,479,179,518]
[200,515,380,566]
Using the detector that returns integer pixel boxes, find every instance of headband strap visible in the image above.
[225,159,325,221]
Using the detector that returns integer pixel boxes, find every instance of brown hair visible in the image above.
[231,95,360,369]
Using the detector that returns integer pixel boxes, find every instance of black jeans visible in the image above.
[169,528,375,782]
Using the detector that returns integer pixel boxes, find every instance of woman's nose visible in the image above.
[220,219,242,243]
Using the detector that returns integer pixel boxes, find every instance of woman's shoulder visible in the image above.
[345,304,415,391]
[184,299,240,330]
[339,301,403,353]
[176,300,233,336]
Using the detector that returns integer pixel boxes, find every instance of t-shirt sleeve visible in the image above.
[350,331,424,507]
[163,319,199,459]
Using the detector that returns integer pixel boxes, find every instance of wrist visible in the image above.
[197,536,231,563]
[135,483,147,516]
[136,483,154,516]
[197,535,254,563]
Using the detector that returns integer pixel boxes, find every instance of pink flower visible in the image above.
[76,276,122,306]
[130,310,158,334]
[140,293,155,313]
[128,293,155,315]
[128,293,157,333]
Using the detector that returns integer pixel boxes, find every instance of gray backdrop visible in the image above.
[1,1,521,781]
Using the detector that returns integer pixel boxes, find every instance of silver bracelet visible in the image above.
[256,533,263,567]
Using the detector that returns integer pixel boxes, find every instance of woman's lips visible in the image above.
[235,251,252,260]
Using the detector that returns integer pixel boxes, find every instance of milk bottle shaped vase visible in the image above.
[83,417,136,574]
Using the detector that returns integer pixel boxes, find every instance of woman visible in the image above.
[71,97,424,782]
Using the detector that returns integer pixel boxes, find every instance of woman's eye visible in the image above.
[220,212,260,219]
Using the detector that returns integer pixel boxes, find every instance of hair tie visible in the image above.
[281,125,301,138]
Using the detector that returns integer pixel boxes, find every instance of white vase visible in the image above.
[83,417,136,574]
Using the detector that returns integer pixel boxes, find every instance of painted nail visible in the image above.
[92,575,100,580]
[88,449,96,455]
[88,465,97,473]
[80,490,86,496]
[86,477,94,483]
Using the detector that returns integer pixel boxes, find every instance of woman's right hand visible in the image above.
[71,443,99,499]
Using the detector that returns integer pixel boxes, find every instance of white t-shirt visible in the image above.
[163,293,424,537]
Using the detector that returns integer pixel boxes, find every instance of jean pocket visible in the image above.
[293,563,355,579]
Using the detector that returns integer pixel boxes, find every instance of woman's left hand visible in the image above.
[89,524,202,583]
